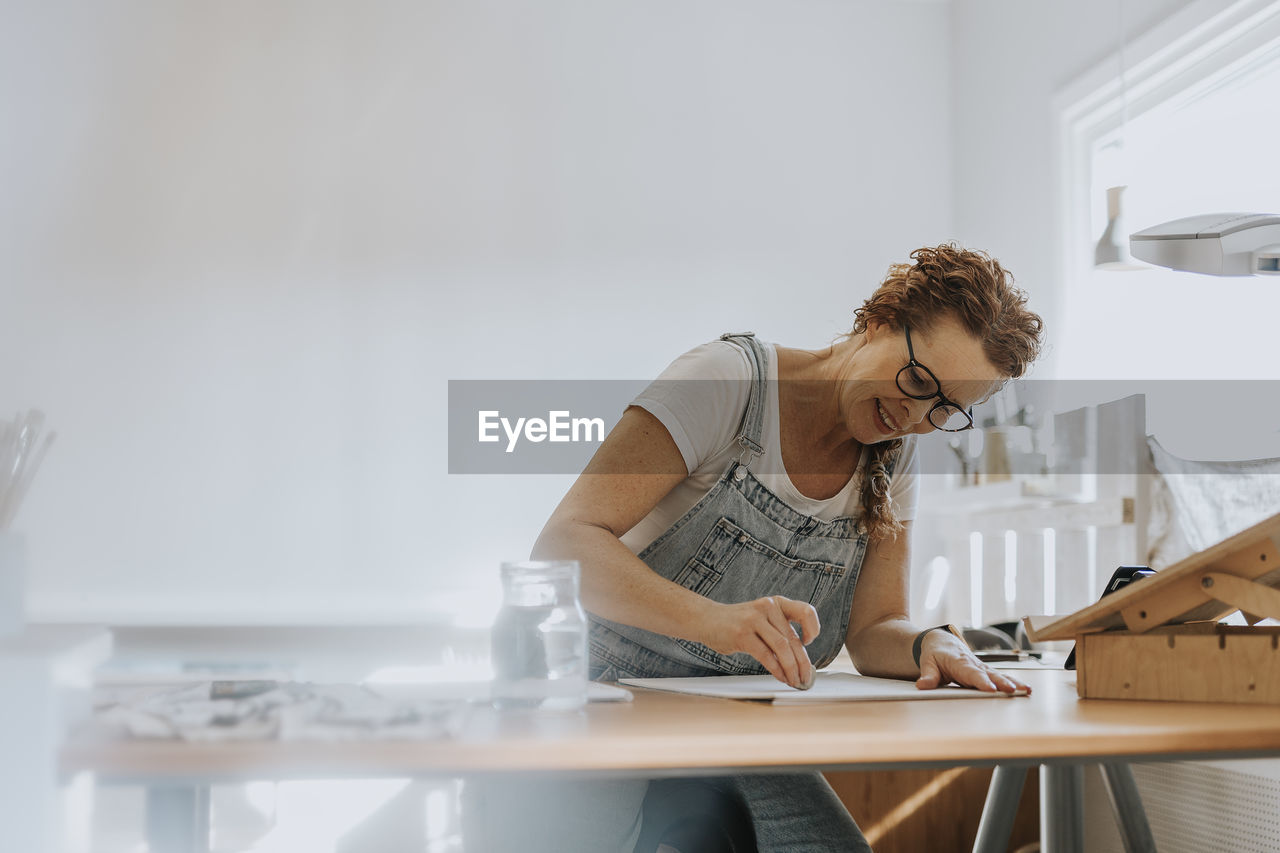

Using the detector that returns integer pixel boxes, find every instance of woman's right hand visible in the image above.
[703,596,820,689]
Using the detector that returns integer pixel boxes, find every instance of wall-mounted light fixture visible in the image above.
[1129,213,1280,276]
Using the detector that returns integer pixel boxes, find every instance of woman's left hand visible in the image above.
[915,631,1030,695]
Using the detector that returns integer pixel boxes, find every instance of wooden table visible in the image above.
[62,668,1280,852]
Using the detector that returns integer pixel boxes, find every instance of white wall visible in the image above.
[1,1,955,622]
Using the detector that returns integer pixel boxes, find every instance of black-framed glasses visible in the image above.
[895,325,975,432]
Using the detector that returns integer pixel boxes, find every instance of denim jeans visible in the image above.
[461,776,648,852]
[460,772,871,853]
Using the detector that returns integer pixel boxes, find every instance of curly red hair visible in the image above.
[854,244,1043,378]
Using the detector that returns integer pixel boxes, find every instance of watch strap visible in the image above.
[912,623,964,668]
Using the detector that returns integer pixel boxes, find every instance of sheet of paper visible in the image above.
[619,671,1027,703]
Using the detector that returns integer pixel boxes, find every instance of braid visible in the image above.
[860,439,904,541]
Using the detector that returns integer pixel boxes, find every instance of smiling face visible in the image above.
[834,315,1005,445]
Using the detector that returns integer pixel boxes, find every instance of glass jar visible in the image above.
[490,560,588,711]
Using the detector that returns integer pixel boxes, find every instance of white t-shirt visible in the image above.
[620,339,919,554]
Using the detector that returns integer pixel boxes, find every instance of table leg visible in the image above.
[145,785,211,853]
[1098,763,1157,853]
[972,764,1029,853]
[1039,764,1084,853]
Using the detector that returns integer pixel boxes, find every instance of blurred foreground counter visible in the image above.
[0,624,113,853]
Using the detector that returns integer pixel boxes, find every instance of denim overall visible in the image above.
[588,332,894,685]
[465,334,886,853]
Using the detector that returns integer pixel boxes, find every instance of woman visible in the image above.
[468,244,1043,852]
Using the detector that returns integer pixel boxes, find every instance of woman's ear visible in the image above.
[862,319,892,341]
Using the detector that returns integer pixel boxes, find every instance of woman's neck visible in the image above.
[775,338,864,459]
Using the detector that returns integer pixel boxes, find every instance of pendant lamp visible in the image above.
[1093,0,1147,272]
[1095,186,1146,270]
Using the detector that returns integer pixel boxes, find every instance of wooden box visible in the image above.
[1076,623,1280,704]
[1027,512,1280,705]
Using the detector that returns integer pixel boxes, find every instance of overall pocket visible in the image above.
[670,516,849,674]
[673,516,846,604]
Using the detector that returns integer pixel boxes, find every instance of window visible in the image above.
[1056,0,1280,459]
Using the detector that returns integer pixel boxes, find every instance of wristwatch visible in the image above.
[912,623,965,669]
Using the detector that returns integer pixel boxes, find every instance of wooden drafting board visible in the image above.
[1026,509,1280,643]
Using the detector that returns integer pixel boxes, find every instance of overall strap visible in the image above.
[717,332,769,468]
